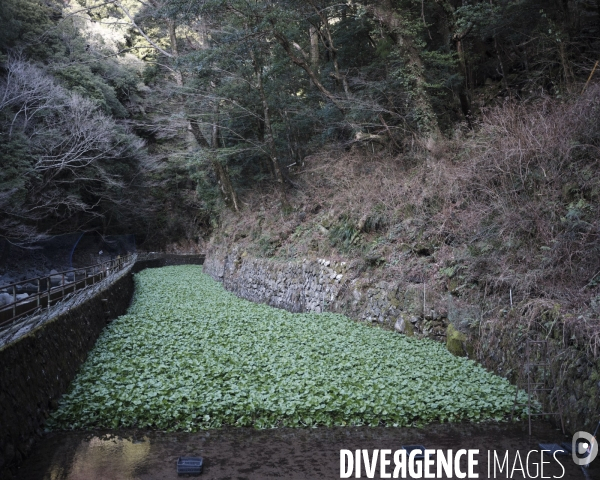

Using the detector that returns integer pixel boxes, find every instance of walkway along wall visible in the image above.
[0,254,204,478]
[0,268,134,477]
[204,245,600,434]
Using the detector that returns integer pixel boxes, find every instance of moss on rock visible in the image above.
[446,323,472,357]
[404,318,415,337]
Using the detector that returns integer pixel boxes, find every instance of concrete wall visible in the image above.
[132,254,205,273]
[0,270,134,477]
[0,254,205,478]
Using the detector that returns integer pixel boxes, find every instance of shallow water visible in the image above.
[17,421,598,479]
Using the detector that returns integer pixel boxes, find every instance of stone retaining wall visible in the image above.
[477,316,600,434]
[203,246,455,344]
[204,244,600,434]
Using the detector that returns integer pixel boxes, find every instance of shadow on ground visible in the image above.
[16,421,597,479]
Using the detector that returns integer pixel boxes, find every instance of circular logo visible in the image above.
[572,431,598,466]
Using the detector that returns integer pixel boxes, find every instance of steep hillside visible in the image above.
[214,87,600,332]
[207,87,600,430]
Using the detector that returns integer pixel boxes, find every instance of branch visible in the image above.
[189,118,211,148]
[111,0,174,58]
[271,29,344,111]
[292,42,310,60]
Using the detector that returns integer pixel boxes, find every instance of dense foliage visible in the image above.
[48,266,528,431]
[0,1,148,240]
[2,0,599,243]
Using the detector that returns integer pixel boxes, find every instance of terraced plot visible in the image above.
[48,265,526,431]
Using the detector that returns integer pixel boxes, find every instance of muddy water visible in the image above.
[16,422,597,479]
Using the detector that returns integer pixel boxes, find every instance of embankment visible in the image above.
[204,244,600,434]
[0,268,134,476]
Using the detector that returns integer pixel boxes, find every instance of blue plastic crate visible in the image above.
[539,444,569,456]
[402,445,426,460]
[177,456,203,476]
[560,442,573,454]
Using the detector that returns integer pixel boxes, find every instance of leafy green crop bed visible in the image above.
[49,266,526,431]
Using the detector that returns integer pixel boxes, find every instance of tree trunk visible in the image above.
[558,41,574,88]
[210,102,240,212]
[250,50,288,205]
[435,0,473,128]
[167,20,183,86]
[309,25,320,74]
[455,39,473,128]
[251,51,285,186]
[368,1,440,146]
[169,19,239,211]
[189,118,210,148]
[308,2,350,98]
[211,159,239,212]
[190,109,240,212]
[271,27,344,111]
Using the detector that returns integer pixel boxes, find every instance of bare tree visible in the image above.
[0,58,67,135]
[0,58,150,240]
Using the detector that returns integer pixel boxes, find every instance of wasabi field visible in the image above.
[48,266,526,431]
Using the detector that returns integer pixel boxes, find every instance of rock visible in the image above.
[50,269,58,275]
[16,293,29,301]
[394,315,414,336]
[447,297,479,330]
[394,317,405,333]
[18,283,38,294]
[0,292,13,306]
[446,324,474,357]
[403,283,442,317]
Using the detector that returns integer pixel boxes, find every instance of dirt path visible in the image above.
[16,422,596,479]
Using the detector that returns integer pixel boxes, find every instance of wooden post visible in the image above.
[527,340,532,436]
[582,60,599,94]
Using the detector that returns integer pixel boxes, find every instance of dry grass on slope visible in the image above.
[215,85,600,354]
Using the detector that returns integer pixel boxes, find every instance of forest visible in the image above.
[3,4,600,477]
[1,0,599,316]
[0,0,597,239]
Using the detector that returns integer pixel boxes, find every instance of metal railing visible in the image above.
[511,338,565,435]
[0,253,135,330]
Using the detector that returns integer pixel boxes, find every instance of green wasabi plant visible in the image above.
[48,266,528,432]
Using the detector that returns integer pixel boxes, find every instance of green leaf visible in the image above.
[48,265,528,431]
